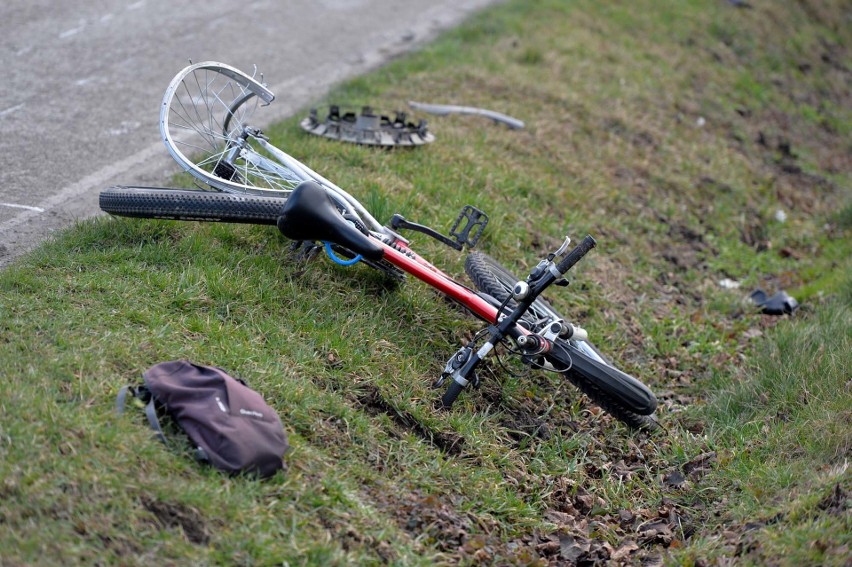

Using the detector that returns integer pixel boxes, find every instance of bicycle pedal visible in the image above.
[450,205,488,249]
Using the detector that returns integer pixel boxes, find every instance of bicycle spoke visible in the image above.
[161,62,304,195]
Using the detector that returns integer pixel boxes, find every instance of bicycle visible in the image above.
[100,61,658,430]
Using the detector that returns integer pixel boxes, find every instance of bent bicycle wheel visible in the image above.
[464,252,657,430]
[160,61,305,196]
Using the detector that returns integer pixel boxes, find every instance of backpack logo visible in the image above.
[240,408,264,419]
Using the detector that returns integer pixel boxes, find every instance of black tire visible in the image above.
[563,368,658,430]
[441,381,466,409]
[100,186,405,281]
[464,252,658,431]
[223,92,257,137]
[99,186,284,224]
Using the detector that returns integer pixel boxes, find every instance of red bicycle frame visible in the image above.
[377,239,505,327]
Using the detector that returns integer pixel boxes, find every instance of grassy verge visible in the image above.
[1,0,850,564]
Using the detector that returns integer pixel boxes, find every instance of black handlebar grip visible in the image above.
[440,380,466,409]
[556,235,597,275]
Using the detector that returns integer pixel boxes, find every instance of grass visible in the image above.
[1,0,850,564]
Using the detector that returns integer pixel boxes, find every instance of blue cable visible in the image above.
[323,242,362,266]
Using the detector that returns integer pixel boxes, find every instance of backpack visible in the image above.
[117,360,289,479]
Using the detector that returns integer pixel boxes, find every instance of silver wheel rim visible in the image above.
[160,62,303,196]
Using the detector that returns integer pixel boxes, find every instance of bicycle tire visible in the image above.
[99,186,283,224]
[464,252,658,431]
[100,186,406,282]
[160,61,305,196]
[223,92,257,138]
[561,357,658,430]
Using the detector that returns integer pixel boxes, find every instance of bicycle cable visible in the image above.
[493,341,528,378]
[323,242,362,266]
[502,337,574,374]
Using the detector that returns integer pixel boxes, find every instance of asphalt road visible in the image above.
[0,0,499,267]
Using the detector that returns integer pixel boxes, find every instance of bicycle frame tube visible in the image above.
[377,241,506,326]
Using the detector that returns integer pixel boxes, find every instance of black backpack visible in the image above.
[117,360,289,479]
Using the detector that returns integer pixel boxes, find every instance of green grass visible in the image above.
[1,0,850,564]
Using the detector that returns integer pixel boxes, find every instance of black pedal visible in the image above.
[450,205,488,249]
[390,206,488,251]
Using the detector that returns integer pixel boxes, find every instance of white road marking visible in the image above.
[59,25,85,39]
[0,140,165,234]
[1,203,45,213]
[0,104,25,118]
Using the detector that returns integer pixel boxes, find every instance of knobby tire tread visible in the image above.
[562,371,658,430]
[100,186,284,225]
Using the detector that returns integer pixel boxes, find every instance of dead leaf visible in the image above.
[664,470,687,487]
[611,539,639,560]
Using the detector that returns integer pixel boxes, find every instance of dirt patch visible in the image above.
[357,384,466,455]
[315,509,398,563]
[140,496,209,545]
[501,412,552,444]
[817,483,849,516]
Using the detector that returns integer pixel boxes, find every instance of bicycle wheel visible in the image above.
[464,252,657,430]
[99,186,283,224]
[100,186,406,281]
[160,61,305,196]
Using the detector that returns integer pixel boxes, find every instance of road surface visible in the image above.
[0,0,499,267]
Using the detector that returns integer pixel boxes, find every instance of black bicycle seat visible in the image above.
[276,181,384,261]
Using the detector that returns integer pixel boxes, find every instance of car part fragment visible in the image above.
[408,101,524,129]
[300,106,434,146]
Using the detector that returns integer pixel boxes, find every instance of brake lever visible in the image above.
[552,235,572,258]
[528,235,573,282]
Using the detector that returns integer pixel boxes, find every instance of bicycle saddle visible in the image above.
[276,181,385,261]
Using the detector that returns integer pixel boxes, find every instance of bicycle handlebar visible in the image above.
[556,235,597,275]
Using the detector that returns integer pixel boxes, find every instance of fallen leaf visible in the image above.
[611,540,639,560]
[663,470,687,487]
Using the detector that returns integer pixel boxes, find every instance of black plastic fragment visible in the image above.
[750,289,799,315]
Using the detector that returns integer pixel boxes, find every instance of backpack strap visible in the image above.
[116,385,168,445]
[116,385,132,414]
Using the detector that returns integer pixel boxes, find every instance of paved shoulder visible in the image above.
[0,0,500,266]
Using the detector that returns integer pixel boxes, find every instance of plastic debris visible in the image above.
[408,101,525,129]
[719,278,742,289]
[750,289,799,315]
[300,106,434,147]
[774,209,788,223]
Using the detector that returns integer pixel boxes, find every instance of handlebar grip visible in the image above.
[440,380,466,409]
[556,235,597,274]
